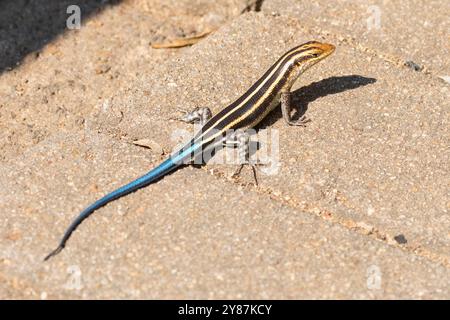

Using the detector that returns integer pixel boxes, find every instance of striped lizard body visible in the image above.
[45,41,335,260]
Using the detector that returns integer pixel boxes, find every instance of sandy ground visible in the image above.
[0,0,449,299]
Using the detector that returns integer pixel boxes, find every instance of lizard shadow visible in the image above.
[197,75,377,165]
[258,75,377,129]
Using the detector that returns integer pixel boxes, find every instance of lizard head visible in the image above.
[290,41,335,71]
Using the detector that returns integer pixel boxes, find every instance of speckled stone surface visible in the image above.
[263,0,450,76]
[0,1,449,299]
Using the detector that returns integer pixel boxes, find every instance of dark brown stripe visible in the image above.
[199,47,313,135]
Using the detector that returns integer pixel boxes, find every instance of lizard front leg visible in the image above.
[280,91,311,126]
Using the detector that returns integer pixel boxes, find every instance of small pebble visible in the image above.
[394,234,407,244]
[404,60,423,72]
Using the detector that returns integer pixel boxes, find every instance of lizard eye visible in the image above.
[311,53,320,58]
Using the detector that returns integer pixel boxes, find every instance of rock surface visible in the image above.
[0,0,448,299]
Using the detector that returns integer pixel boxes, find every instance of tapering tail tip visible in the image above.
[44,245,64,261]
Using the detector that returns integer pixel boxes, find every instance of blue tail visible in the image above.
[44,154,184,261]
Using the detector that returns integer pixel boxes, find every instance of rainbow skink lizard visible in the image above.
[45,41,335,260]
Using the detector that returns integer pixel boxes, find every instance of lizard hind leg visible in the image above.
[224,129,263,186]
[174,107,212,125]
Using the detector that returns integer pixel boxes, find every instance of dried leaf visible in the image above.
[151,29,215,49]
